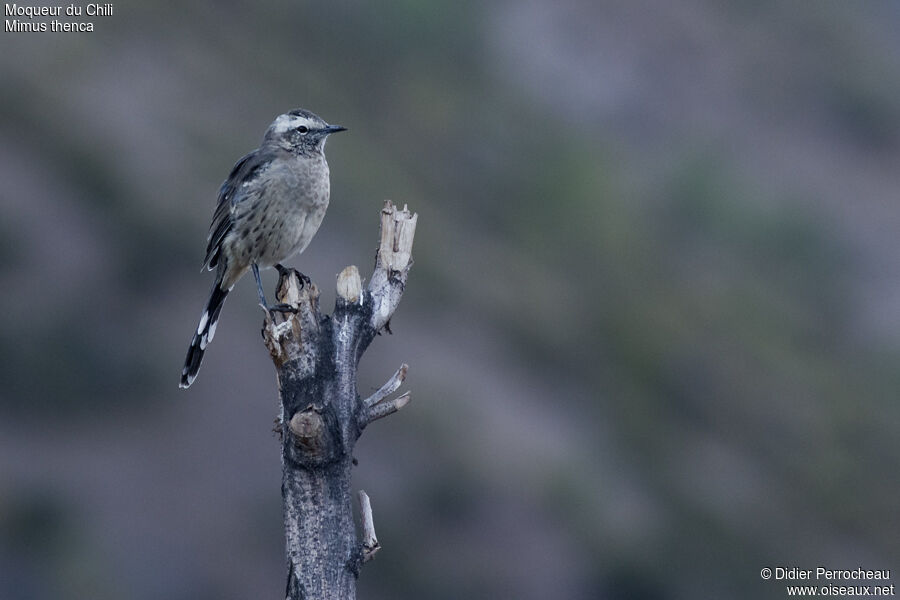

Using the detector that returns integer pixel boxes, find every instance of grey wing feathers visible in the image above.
[203,150,263,270]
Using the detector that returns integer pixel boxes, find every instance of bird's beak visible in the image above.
[323,124,347,134]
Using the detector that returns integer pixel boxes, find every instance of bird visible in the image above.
[180,108,346,388]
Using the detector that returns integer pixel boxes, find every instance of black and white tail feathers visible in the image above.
[180,282,230,388]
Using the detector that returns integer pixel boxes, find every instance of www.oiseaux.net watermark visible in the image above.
[760,567,894,597]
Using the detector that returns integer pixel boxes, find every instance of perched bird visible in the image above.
[180,108,346,388]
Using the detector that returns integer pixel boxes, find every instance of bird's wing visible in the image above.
[203,149,266,270]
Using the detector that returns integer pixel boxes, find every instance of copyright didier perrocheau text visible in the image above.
[5,3,113,32]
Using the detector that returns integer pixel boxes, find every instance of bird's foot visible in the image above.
[269,303,299,316]
[274,264,312,289]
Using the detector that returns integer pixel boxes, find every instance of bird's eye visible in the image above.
[297,125,309,134]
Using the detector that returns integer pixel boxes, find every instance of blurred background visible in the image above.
[2,1,899,598]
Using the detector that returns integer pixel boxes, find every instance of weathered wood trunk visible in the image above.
[262,201,416,600]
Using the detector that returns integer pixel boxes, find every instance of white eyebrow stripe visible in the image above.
[272,114,312,135]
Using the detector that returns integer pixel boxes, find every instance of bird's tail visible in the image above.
[180,282,230,388]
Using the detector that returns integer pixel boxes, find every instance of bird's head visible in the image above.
[264,108,346,154]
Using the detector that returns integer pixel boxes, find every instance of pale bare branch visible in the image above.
[369,201,417,332]
[363,391,411,426]
[363,363,409,408]
[336,265,362,303]
[357,490,380,563]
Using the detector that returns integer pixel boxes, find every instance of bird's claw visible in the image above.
[274,264,312,289]
[269,303,299,316]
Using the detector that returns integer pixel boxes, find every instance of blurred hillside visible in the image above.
[1,1,899,599]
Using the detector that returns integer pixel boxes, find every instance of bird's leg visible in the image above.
[251,263,269,310]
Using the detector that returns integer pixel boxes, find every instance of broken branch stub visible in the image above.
[369,202,417,333]
[336,265,362,304]
[377,201,418,273]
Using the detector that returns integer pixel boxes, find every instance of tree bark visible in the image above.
[262,201,417,600]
